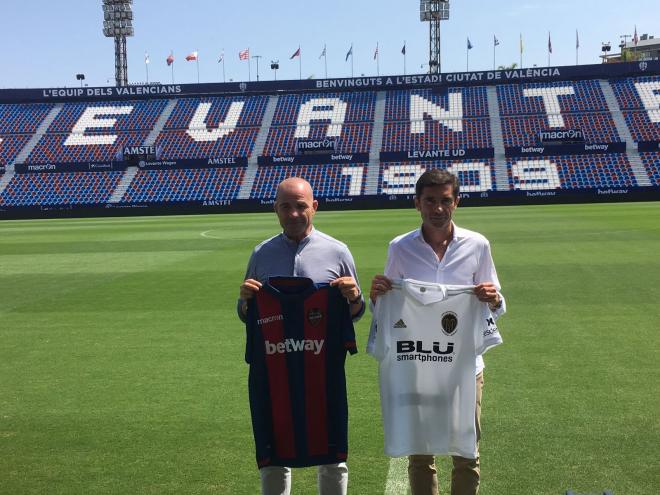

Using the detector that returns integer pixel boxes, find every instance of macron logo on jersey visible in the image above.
[257,314,284,325]
[265,339,325,355]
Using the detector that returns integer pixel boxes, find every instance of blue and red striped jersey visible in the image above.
[245,276,357,468]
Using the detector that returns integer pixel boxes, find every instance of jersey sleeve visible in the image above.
[367,297,389,361]
[339,290,358,355]
[367,243,399,358]
[475,303,503,356]
[366,317,378,358]
[244,300,256,364]
[237,249,259,323]
[475,240,507,320]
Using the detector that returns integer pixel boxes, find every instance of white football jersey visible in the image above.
[369,279,502,458]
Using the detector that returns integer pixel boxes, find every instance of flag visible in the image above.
[576,30,580,49]
[467,38,473,50]
[548,32,552,54]
[374,44,379,60]
[494,35,500,46]
[633,25,639,46]
[319,45,326,59]
[185,51,198,61]
[290,47,301,59]
[345,45,353,61]
[520,33,524,54]
[144,52,150,64]
[239,48,250,60]
[401,43,406,55]
[166,53,174,66]
[218,52,224,63]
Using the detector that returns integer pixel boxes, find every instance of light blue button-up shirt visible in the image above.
[238,228,364,321]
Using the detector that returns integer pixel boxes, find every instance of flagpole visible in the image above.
[145,53,149,83]
[171,50,175,84]
[299,46,302,80]
[196,50,200,83]
[403,41,407,75]
[248,48,251,82]
[376,42,379,76]
[466,44,469,72]
[222,49,226,82]
[493,39,496,71]
[520,34,523,68]
[351,44,354,77]
[576,31,579,65]
[324,44,328,78]
[548,33,551,68]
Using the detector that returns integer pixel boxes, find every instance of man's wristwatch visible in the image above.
[488,295,502,311]
[349,292,362,304]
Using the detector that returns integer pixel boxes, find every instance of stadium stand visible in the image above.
[0,103,55,134]
[250,164,367,198]
[507,154,636,190]
[501,113,621,147]
[0,171,123,206]
[497,80,610,115]
[120,167,245,203]
[263,92,375,155]
[0,134,32,166]
[385,86,489,120]
[263,123,373,155]
[156,96,268,159]
[164,96,268,129]
[382,87,491,151]
[270,92,376,125]
[640,152,660,185]
[497,80,622,146]
[609,76,660,143]
[27,131,151,164]
[156,128,260,160]
[26,99,170,164]
[0,63,658,216]
[379,160,496,194]
[45,99,169,133]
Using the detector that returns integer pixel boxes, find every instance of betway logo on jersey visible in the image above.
[265,339,324,355]
[396,340,454,363]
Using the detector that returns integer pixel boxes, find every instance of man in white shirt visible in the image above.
[370,169,506,495]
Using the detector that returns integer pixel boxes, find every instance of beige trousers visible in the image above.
[408,372,484,495]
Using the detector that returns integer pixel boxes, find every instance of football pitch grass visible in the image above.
[1,201,659,495]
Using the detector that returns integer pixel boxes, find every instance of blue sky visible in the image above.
[1,0,657,88]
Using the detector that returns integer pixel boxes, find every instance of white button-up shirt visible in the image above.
[382,223,506,374]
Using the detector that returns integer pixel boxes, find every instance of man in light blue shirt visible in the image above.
[238,177,364,495]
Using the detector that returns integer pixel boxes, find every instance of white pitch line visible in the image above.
[200,230,254,241]
[384,457,410,495]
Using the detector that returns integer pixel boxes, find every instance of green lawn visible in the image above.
[1,202,659,494]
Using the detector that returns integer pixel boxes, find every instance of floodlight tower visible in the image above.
[102,0,134,86]
[420,0,450,74]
